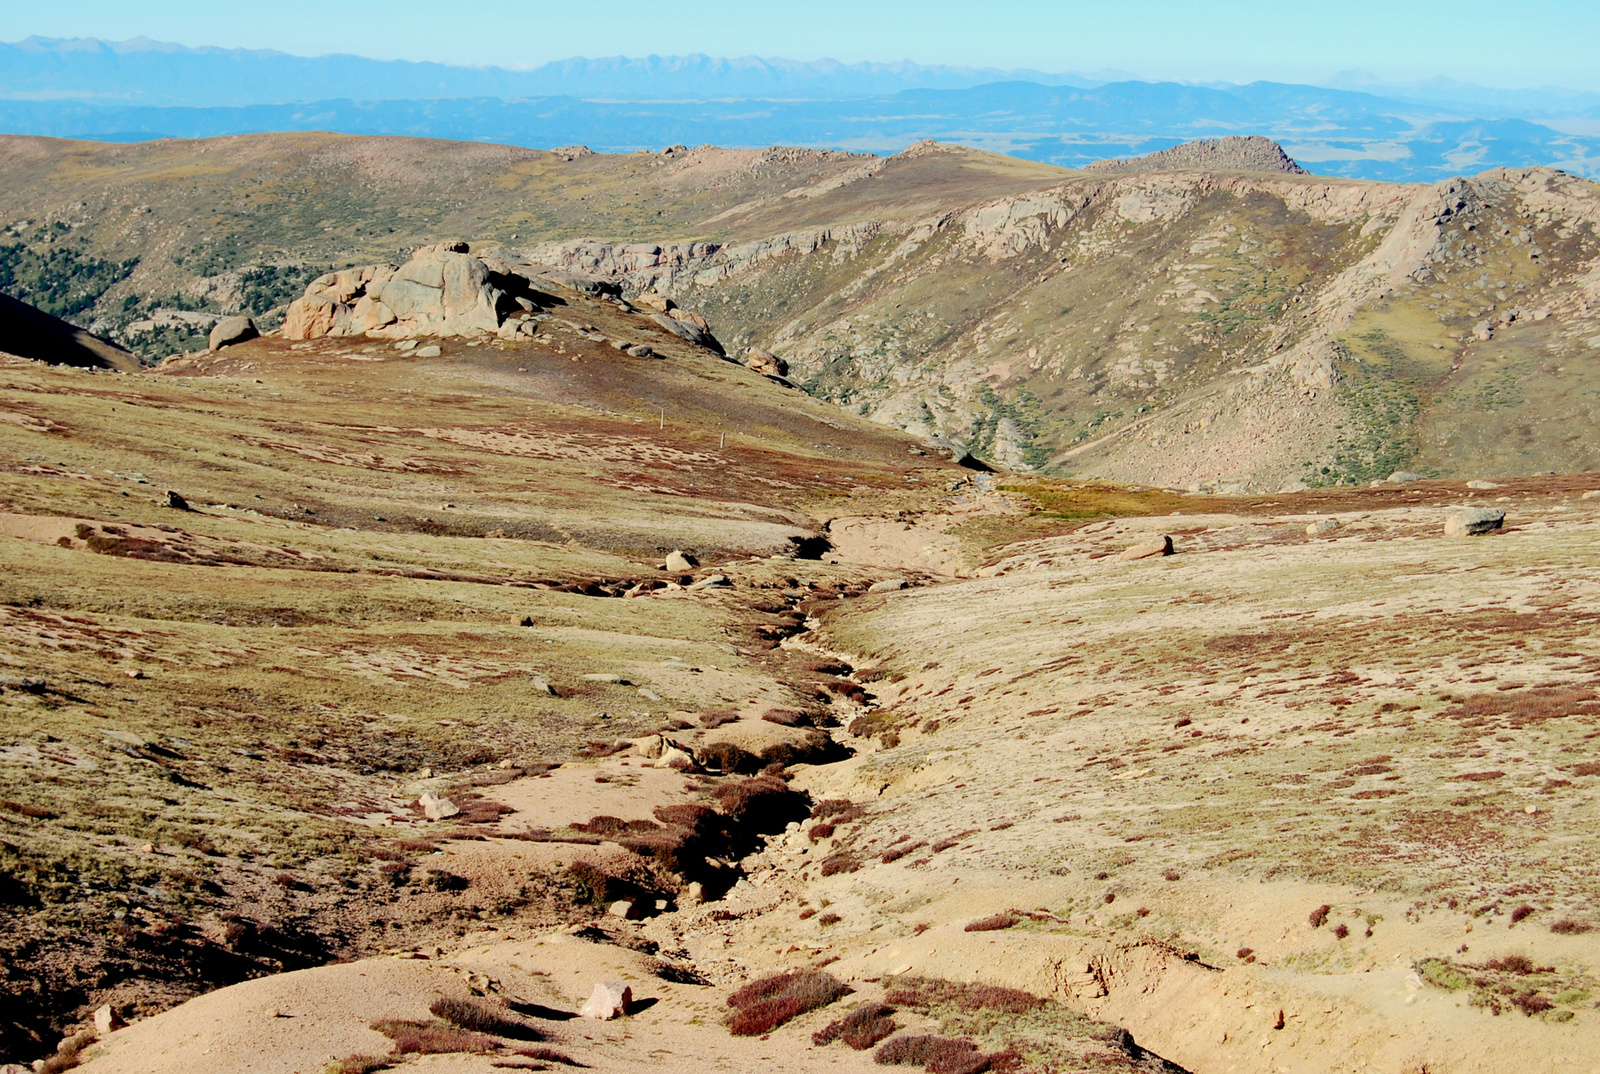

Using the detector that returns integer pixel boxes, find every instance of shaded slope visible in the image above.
[0,291,139,371]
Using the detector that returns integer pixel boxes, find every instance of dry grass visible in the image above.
[963,913,1020,933]
[874,1033,990,1074]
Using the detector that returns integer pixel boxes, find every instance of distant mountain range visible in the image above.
[1,36,1596,183]
[0,37,1101,105]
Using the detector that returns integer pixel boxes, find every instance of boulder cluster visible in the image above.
[283,241,554,341]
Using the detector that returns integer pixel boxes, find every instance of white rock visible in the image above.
[1306,518,1340,536]
[1582,490,1600,500]
[687,575,730,589]
[664,549,697,571]
[93,1004,125,1036]
[607,899,642,920]
[418,793,459,820]
[867,579,907,594]
[413,345,442,358]
[1466,480,1500,490]
[579,981,633,1021]
[1387,471,1422,484]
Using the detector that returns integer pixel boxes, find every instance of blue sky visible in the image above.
[3,0,1597,90]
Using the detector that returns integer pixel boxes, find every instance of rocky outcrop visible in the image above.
[1086,136,1308,176]
[283,242,574,341]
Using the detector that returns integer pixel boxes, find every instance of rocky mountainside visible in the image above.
[2,132,1599,490]
[1085,135,1307,175]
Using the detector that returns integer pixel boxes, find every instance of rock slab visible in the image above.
[1117,535,1174,561]
[1444,508,1505,537]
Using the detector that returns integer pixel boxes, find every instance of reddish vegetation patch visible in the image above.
[884,978,1044,1016]
[814,1003,899,1049]
[725,969,852,1036]
[874,1034,991,1074]
[963,913,1020,933]
[1449,771,1506,782]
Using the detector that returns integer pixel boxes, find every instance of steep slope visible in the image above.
[0,291,139,371]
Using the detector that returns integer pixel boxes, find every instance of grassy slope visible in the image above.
[0,281,960,1058]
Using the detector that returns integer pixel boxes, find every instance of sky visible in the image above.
[2,0,1597,91]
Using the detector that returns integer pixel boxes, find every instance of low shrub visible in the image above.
[818,912,842,926]
[700,709,741,729]
[725,969,852,1035]
[712,775,811,832]
[1308,904,1331,928]
[814,1003,898,1049]
[820,852,861,876]
[325,1056,390,1074]
[37,1029,97,1074]
[874,1033,991,1074]
[1483,955,1541,974]
[429,997,534,1039]
[1511,991,1553,1016]
[370,1019,498,1055]
[963,913,1019,933]
[1551,919,1593,934]
[1509,904,1536,926]
[881,842,925,864]
[514,1046,580,1065]
[697,741,758,773]
[884,978,1043,1016]
[1333,923,1350,939]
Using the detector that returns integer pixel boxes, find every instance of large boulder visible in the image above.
[1445,507,1505,536]
[208,315,258,351]
[746,346,788,378]
[283,243,554,341]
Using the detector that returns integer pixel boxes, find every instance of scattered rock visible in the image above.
[656,745,695,769]
[583,673,628,684]
[649,311,723,353]
[1466,480,1500,490]
[867,578,908,593]
[746,346,788,378]
[1277,481,1309,493]
[92,1004,125,1036]
[687,574,731,589]
[664,549,698,571]
[207,315,259,351]
[607,899,643,920]
[165,490,192,511]
[683,881,706,905]
[413,345,442,358]
[1583,490,1600,500]
[531,676,554,695]
[418,793,460,820]
[1444,507,1506,537]
[625,344,657,358]
[1117,535,1174,561]
[1387,471,1423,484]
[633,293,673,313]
[579,980,633,1020]
[1306,518,1340,536]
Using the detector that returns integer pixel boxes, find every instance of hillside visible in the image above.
[4,131,1596,489]
[1,146,1599,1074]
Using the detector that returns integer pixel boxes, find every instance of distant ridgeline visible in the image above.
[0,39,1597,182]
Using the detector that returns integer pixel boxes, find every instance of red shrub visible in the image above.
[814,1003,898,1049]
[1308,904,1331,928]
[963,913,1019,933]
[874,1034,991,1074]
[726,969,851,1035]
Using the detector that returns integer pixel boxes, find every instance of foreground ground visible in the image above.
[4,295,1600,1072]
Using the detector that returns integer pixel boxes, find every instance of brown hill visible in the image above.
[1,132,1598,491]
[0,291,139,372]
[1084,134,1308,175]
